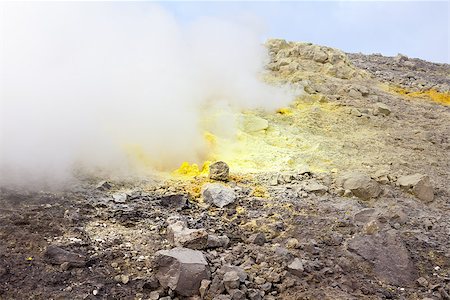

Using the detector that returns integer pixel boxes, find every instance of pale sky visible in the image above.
[162,1,450,63]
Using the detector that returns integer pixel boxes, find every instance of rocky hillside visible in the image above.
[0,40,449,300]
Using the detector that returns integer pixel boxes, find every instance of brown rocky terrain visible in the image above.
[1,39,449,300]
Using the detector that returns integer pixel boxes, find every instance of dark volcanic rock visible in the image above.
[44,245,86,268]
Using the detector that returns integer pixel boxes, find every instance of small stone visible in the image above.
[111,262,118,268]
[363,220,380,235]
[148,291,159,300]
[286,238,300,249]
[247,289,262,300]
[159,194,188,210]
[202,183,236,208]
[112,193,128,203]
[95,180,112,191]
[417,277,429,287]
[207,234,230,249]
[374,102,391,116]
[254,276,266,285]
[248,233,266,246]
[120,274,130,284]
[287,258,304,277]
[223,271,240,292]
[209,161,230,181]
[92,289,99,296]
[199,279,211,299]
[397,174,434,202]
[220,265,248,282]
[229,289,246,300]
[260,282,272,291]
[302,179,328,194]
[167,220,208,250]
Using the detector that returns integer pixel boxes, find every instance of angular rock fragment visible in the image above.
[155,247,210,296]
[220,265,247,282]
[287,258,304,277]
[44,245,86,268]
[209,161,230,181]
[336,172,381,200]
[223,271,240,292]
[347,230,417,286]
[207,234,230,249]
[397,174,434,202]
[248,233,266,246]
[374,102,391,116]
[202,183,236,208]
[302,179,328,194]
[199,279,211,298]
[159,194,188,210]
[167,220,208,250]
[95,180,112,191]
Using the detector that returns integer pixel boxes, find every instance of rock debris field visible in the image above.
[1,39,449,300]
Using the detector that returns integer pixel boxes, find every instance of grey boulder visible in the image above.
[154,247,210,296]
[336,172,381,200]
[202,183,236,208]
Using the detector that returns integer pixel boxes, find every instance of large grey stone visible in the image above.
[336,172,382,200]
[202,183,236,208]
[397,174,434,202]
[155,247,210,296]
[167,220,208,250]
[209,161,230,181]
[347,230,417,286]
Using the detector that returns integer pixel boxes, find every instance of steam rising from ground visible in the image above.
[0,3,292,188]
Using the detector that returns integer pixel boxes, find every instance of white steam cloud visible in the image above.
[0,3,292,188]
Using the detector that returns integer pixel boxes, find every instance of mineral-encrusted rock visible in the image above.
[202,183,236,208]
[287,258,304,277]
[155,247,210,296]
[209,161,230,181]
[167,220,209,250]
[336,172,382,200]
[347,230,417,286]
[44,245,86,268]
[397,174,434,202]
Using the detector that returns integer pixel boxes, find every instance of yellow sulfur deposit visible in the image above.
[173,161,211,177]
[391,87,450,106]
